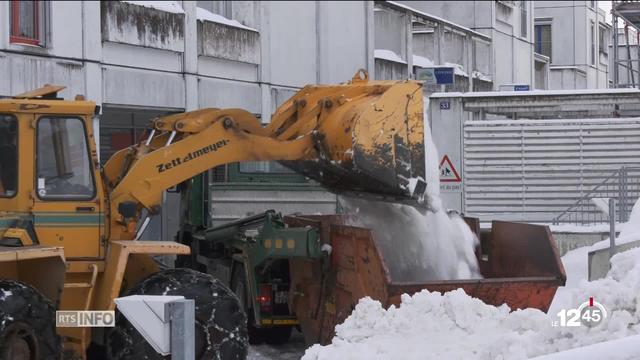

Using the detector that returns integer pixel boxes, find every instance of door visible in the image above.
[32,116,102,258]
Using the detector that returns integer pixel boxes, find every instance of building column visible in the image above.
[183,1,198,111]
[259,1,272,123]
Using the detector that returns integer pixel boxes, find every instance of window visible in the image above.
[197,0,231,18]
[36,117,95,199]
[520,1,527,38]
[535,24,552,60]
[591,21,596,65]
[0,115,17,198]
[239,161,295,174]
[10,0,45,46]
[599,24,607,54]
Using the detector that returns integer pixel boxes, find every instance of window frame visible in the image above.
[0,114,18,199]
[534,22,552,61]
[35,116,97,201]
[520,1,528,39]
[590,20,596,65]
[9,0,42,46]
[598,24,607,54]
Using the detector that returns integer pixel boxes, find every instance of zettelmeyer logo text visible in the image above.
[156,139,230,173]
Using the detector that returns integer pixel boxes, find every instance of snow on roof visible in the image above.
[430,87,640,98]
[472,70,492,82]
[196,7,258,32]
[374,49,406,64]
[412,55,434,68]
[122,1,184,14]
[412,57,469,77]
[444,62,467,77]
[384,1,491,41]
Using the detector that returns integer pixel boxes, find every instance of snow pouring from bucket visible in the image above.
[339,97,481,282]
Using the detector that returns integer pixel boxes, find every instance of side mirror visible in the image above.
[118,201,137,219]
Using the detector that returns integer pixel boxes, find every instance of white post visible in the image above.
[609,198,616,260]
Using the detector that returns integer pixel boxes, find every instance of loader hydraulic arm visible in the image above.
[103,71,428,241]
[104,108,318,240]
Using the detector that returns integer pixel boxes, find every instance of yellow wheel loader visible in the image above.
[0,70,427,359]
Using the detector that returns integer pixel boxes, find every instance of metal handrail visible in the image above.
[552,166,640,225]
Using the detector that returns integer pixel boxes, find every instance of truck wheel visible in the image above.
[0,280,60,360]
[230,267,292,345]
[107,268,248,360]
[231,266,263,345]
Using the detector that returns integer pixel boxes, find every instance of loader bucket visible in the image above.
[285,215,566,345]
[274,71,427,206]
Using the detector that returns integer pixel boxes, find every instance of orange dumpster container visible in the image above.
[285,215,566,345]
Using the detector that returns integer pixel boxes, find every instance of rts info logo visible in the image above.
[552,297,607,328]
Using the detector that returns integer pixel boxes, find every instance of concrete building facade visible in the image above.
[534,1,612,89]
[398,0,535,90]
[0,0,374,236]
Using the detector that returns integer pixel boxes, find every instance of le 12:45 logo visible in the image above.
[552,297,607,328]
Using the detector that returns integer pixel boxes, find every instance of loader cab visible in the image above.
[0,86,106,258]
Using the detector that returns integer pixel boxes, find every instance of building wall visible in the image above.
[534,1,610,89]
[0,0,372,236]
[398,0,534,89]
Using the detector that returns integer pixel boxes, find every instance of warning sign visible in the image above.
[439,155,461,183]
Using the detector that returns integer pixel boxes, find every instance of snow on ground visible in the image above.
[248,330,306,360]
[303,198,640,360]
[530,333,640,360]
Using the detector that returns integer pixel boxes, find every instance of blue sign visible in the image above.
[514,85,530,91]
[439,101,450,110]
[433,67,454,85]
[416,67,455,85]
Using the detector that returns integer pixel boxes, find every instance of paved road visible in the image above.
[248,329,307,360]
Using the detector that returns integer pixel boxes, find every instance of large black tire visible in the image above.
[230,266,291,346]
[0,280,60,360]
[106,268,248,360]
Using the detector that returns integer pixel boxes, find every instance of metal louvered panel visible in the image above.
[463,118,640,223]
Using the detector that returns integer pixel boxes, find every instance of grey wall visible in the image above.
[398,0,534,89]
[534,1,610,89]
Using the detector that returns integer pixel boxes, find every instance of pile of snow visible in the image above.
[122,1,184,14]
[305,198,640,359]
[304,248,640,360]
[551,197,640,310]
[374,49,406,64]
[196,7,257,32]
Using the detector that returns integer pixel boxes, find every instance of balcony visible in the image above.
[101,1,185,52]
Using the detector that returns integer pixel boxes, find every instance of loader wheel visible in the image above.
[107,268,248,360]
[0,280,60,360]
[231,266,292,345]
